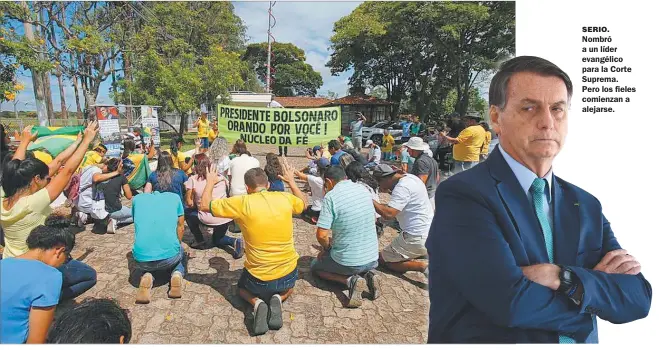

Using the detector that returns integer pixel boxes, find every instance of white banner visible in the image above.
[140,106,161,147]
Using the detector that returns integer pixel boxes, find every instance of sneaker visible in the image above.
[232,238,244,259]
[76,212,88,228]
[107,218,117,234]
[365,270,381,300]
[423,267,429,278]
[136,273,153,304]
[268,294,283,330]
[253,299,269,336]
[168,271,183,299]
[347,275,367,308]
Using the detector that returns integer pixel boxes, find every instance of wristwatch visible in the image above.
[558,265,583,306]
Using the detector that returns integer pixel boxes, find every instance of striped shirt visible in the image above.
[317,180,379,267]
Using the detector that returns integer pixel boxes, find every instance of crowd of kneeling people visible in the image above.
[0,120,438,342]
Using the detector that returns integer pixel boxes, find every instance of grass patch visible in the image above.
[158,131,198,152]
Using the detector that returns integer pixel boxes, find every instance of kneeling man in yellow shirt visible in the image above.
[200,159,305,336]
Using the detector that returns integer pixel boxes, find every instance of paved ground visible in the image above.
[54,145,430,344]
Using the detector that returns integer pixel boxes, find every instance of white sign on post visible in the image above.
[140,106,161,147]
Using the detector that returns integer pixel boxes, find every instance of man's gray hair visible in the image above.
[489,56,573,109]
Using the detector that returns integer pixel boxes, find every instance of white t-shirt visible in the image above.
[388,175,433,237]
[228,154,260,196]
[351,120,363,137]
[217,156,230,175]
[307,175,325,211]
[369,146,382,164]
[77,166,102,213]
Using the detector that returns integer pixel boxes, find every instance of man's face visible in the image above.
[490,72,569,165]
[328,147,337,155]
[408,148,422,158]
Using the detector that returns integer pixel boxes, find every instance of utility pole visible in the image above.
[20,1,48,126]
[266,2,276,93]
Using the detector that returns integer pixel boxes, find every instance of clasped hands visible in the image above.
[521,249,642,291]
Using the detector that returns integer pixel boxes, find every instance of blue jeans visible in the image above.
[238,267,298,300]
[199,137,209,149]
[311,254,378,276]
[57,259,98,301]
[184,209,235,246]
[135,244,186,278]
[364,161,379,169]
[109,206,133,225]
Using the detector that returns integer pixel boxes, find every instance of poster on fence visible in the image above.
[216,104,341,146]
[95,106,121,157]
[140,106,160,147]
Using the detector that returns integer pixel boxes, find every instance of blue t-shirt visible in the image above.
[401,121,412,137]
[330,150,346,166]
[132,192,184,262]
[317,181,379,267]
[147,169,188,204]
[269,179,285,192]
[1,259,62,344]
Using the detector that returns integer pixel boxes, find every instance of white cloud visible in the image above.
[10,2,361,111]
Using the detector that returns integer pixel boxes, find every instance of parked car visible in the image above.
[361,121,403,146]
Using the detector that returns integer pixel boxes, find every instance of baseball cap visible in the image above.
[365,140,374,147]
[372,164,397,179]
[316,157,330,168]
[312,145,321,153]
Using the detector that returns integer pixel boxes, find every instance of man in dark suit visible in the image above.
[426,56,652,343]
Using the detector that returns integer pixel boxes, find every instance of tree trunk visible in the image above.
[37,8,55,120]
[123,52,133,123]
[56,70,68,119]
[71,73,82,118]
[21,1,48,126]
[110,49,118,105]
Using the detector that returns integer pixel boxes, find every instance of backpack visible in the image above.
[64,165,95,204]
[345,148,367,165]
[338,152,355,169]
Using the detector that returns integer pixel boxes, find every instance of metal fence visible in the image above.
[1,110,210,135]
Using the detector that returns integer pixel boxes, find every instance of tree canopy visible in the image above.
[328,1,514,120]
[243,42,323,97]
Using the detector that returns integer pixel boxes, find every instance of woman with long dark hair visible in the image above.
[169,138,194,175]
[1,122,98,258]
[144,152,188,205]
[264,153,285,192]
[1,123,99,301]
[184,153,243,256]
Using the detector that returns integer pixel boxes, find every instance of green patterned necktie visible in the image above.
[530,178,576,344]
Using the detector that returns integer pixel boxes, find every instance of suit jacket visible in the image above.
[426,147,652,343]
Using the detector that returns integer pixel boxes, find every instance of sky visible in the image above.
[7,1,361,112]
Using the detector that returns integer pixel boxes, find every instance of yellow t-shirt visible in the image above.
[1,188,52,258]
[382,134,395,152]
[453,125,486,162]
[33,150,53,165]
[77,151,103,172]
[208,129,217,143]
[197,118,209,138]
[481,131,492,156]
[170,151,192,175]
[210,191,304,281]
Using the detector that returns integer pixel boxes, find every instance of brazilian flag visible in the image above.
[27,126,84,158]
